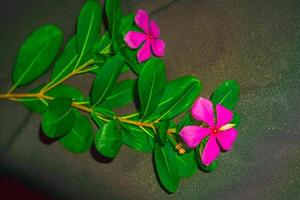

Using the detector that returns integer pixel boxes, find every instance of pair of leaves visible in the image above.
[95,120,122,158]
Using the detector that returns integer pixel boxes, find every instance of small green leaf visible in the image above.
[147,76,202,120]
[176,151,198,178]
[154,142,179,193]
[22,84,84,114]
[42,97,76,138]
[97,32,112,55]
[121,123,154,153]
[105,0,122,52]
[97,79,135,110]
[13,25,63,87]
[59,114,93,153]
[95,120,122,158]
[157,120,169,146]
[51,36,78,83]
[120,13,135,36]
[196,139,218,172]
[77,0,102,56]
[91,54,125,106]
[138,58,166,118]
[211,80,240,109]
[231,112,240,128]
[121,46,142,74]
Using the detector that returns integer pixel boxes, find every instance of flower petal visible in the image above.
[179,126,210,148]
[191,97,215,126]
[124,31,147,49]
[151,39,165,57]
[150,20,160,38]
[217,128,238,151]
[135,9,149,33]
[201,135,220,166]
[216,104,233,128]
[137,40,152,63]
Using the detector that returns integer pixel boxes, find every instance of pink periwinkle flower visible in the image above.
[124,9,165,63]
[179,97,238,166]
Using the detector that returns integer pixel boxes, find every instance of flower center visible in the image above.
[211,127,218,135]
[147,34,152,40]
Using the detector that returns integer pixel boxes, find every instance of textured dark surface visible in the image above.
[0,0,300,199]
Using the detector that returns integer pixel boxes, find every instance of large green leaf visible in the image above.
[105,0,122,52]
[147,76,202,121]
[138,58,166,118]
[95,120,122,158]
[42,97,76,138]
[13,25,63,87]
[91,54,125,106]
[176,151,198,178]
[154,142,179,193]
[51,36,78,83]
[59,114,93,153]
[211,80,240,109]
[97,79,135,110]
[77,0,102,57]
[22,84,84,114]
[121,123,154,153]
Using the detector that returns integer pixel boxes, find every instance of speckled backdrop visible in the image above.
[0,0,300,199]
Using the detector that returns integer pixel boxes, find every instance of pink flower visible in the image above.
[124,9,165,63]
[179,97,238,166]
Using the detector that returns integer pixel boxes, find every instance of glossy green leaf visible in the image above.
[158,120,169,146]
[120,13,135,36]
[231,112,240,128]
[95,120,122,158]
[138,58,166,118]
[91,54,125,106]
[154,142,179,193]
[121,123,154,153]
[42,97,76,138]
[176,151,198,178]
[121,46,142,74]
[13,25,63,87]
[211,80,240,109]
[105,0,122,52]
[196,139,218,172]
[59,114,93,153]
[147,76,202,121]
[22,84,84,114]
[77,0,101,57]
[98,79,135,110]
[51,36,78,83]
[98,32,112,55]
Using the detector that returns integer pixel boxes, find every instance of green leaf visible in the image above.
[120,13,135,36]
[211,80,240,109]
[121,123,154,153]
[154,142,179,193]
[97,32,112,55]
[196,139,218,172]
[231,112,240,128]
[157,120,169,146]
[138,58,166,118]
[105,0,122,52]
[91,54,125,106]
[77,0,102,57]
[42,97,76,138]
[51,36,78,83]
[147,76,202,121]
[59,114,93,153]
[176,151,198,178]
[121,46,142,74]
[22,84,84,114]
[95,120,122,158]
[13,25,63,87]
[97,79,135,110]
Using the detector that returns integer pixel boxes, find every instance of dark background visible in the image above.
[0,0,300,199]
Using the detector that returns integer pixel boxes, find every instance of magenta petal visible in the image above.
[216,104,233,127]
[151,39,165,57]
[124,31,147,49]
[137,40,152,63]
[179,126,210,148]
[201,136,220,166]
[135,9,149,33]
[191,97,215,126]
[217,128,238,151]
[150,20,160,38]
